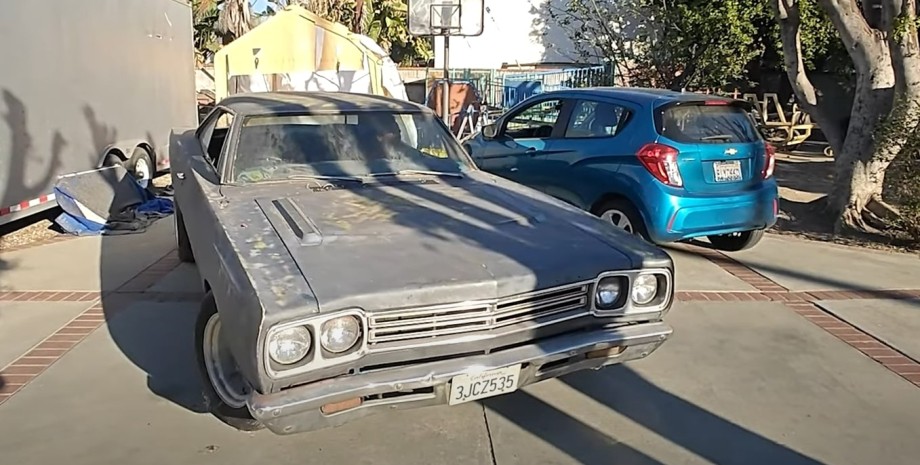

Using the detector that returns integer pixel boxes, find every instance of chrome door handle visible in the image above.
[176,172,186,180]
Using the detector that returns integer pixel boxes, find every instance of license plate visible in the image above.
[713,160,743,182]
[448,364,521,405]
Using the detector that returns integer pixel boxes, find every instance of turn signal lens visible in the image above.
[637,143,683,187]
[763,144,776,179]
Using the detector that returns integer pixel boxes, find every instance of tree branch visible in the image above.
[818,0,887,72]
[774,0,846,151]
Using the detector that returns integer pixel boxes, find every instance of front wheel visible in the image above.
[195,292,264,431]
[707,229,765,252]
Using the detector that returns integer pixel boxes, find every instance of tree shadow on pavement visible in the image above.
[102,293,208,413]
[684,238,920,305]
[560,368,824,465]
[483,389,668,465]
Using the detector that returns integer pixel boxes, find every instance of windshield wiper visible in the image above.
[287,174,365,183]
[368,170,464,178]
[700,135,734,141]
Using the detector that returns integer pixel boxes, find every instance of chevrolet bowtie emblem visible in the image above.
[725,148,738,156]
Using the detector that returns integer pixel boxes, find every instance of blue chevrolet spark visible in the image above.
[464,88,779,251]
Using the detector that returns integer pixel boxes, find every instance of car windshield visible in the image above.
[657,103,761,144]
[230,111,474,183]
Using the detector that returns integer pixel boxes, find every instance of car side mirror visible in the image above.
[482,124,498,140]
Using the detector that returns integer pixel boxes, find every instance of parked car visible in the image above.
[464,88,779,251]
[170,92,674,435]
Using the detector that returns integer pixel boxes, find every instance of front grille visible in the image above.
[367,282,592,345]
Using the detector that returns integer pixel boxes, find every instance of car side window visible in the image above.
[564,100,631,139]
[503,99,563,139]
[197,109,234,167]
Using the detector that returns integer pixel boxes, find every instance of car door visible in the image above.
[472,97,572,189]
[173,108,233,265]
[536,98,638,209]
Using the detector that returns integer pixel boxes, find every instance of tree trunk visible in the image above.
[826,65,895,231]
[776,0,920,233]
[832,0,920,231]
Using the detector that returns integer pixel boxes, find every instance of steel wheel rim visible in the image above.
[601,209,634,234]
[133,158,151,181]
[202,313,248,409]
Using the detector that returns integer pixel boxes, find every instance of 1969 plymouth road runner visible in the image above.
[170,92,675,435]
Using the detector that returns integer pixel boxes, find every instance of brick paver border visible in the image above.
[2,242,919,407]
[681,242,920,389]
[0,251,186,406]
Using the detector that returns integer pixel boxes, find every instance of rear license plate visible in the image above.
[713,160,743,182]
[449,364,521,405]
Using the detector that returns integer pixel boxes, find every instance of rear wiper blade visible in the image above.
[700,135,734,141]
[369,170,464,178]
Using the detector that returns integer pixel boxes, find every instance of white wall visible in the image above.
[433,0,588,69]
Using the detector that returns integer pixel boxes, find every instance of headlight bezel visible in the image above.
[264,309,367,379]
[591,268,673,316]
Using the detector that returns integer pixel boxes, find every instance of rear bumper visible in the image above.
[247,321,672,435]
[646,181,778,243]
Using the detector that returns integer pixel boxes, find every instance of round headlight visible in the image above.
[320,316,362,354]
[268,326,312,365]
[632,274,659,305]
[595,278,624,309]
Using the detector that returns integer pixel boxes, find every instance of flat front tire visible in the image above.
[708,229,765,252]
[195,292,264,431]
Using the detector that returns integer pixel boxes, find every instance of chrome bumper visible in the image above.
[248,321,672,435]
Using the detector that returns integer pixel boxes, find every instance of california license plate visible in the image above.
[713,160,743,182]
[448,364,522,405]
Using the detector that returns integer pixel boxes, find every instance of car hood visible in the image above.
[230,175,669,313]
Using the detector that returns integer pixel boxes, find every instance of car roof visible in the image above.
[218,91,432,116]
[538,87,735,106]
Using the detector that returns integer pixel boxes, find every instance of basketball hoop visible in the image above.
[408,0,485,123]
[408,0,484,37]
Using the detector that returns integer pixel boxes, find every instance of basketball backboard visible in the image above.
[408,0,484,37]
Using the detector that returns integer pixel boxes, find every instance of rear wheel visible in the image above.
[708,229,765,252]
[102,152,124,170]
[594,198,649,240]
[195,292,263,431]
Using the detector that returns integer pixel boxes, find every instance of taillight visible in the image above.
[763,143,776,179]
[637,143,682,187]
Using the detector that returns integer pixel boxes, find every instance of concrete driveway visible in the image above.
[1,218,919,465]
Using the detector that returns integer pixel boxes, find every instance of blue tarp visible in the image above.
[53,166,174,236]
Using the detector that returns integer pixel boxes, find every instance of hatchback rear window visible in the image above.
[656,103,760,144]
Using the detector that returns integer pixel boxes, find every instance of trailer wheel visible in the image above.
[102,152,125,169]
[128,147,154,182]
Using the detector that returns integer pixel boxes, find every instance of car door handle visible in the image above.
[176,172,186,180]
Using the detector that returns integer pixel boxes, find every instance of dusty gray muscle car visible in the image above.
[170,92,675,435]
